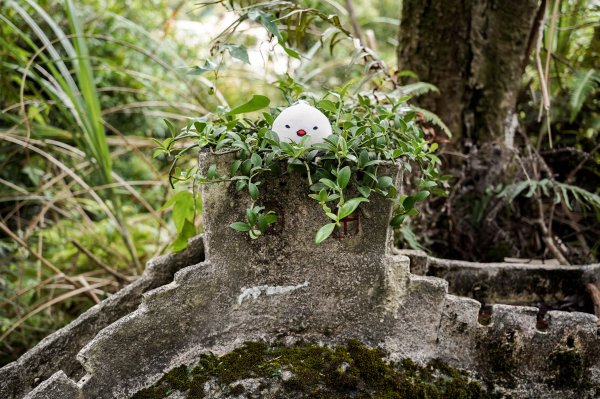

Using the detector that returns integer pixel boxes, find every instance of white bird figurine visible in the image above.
[271,101,333,146]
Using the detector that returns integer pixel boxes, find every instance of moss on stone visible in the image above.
[132,339,493,399]
[480,329,518,385]
[549,347,584,388]
[228,384,246,395]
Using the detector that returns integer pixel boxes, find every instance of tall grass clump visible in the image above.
[0,0,218,364]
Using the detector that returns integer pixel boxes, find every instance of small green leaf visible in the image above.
[207,164,218,179]
[161,190,189,211]
[171,192,195,231]
[194,121,206,133]
[310,182,326,192]
[403,195,416,210]
[240,159,252,175]
[230,222,251,232]
[170,219,196,252]
[317,99,337,113]
[230,159,242,175]
[318,189,328,203]
[236,180,248,191]
[258,213,278,232]
[249,10,283,41]
[163,119,177,138]
[315,223,336,244]
[419,180,437,189]
[227,95,270,115]
[390,214,406,227]
[414,190,430,202]
[221,43,250,64]
[326,212,338,221]
[246,208,258,225]
[337,166,351,189]
[338,136,348,153]
[282,45,300,59]
[431,187,448,197]
[377,176,394,190]
[263,112,275,125]
[251,153,262,168]
[357,186,371,198]
[338,197,368,220]
[280,142,294,155]
[188,59,218,75]
[264,130,280,145]
[249,183,259,200]
[319,178,338,191]
[358,150,369,168]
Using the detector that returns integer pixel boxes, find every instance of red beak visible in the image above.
[296,129,306,137]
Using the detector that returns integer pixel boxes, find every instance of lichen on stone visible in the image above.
[132,339,493,398]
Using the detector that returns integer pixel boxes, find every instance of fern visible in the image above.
[569,68,599,122]
[497,179,600,213]
[399,225,427,252]
[396,82,439,97]
[555,182,600,212]
[412,106,452,138]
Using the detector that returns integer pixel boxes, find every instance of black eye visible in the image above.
[285,124,290,128]
[313,126,318,130]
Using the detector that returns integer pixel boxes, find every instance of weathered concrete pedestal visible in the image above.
[3,152,600,398]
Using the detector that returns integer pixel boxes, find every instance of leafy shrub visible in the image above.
[158,82,444,246]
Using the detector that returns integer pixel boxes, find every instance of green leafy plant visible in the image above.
[158,83,443,246]
[496,178,600,215]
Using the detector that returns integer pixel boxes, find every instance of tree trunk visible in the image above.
[397,0,546,261]
[397,0,541,145]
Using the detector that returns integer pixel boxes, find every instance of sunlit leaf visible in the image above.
[315,223,336,244]
[227,95,270,115]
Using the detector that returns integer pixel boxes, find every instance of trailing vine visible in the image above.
[156,81,445,248]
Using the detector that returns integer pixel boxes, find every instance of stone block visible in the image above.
[23,371,81,399]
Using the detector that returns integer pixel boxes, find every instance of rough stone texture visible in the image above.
[6,152,600,398]
[22,371,81,399]
[402,249,600,396]
[0,235,205,399]
[436,294,482,368]
[400,249,600,311]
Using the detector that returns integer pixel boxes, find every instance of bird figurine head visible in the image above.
[271,101,332,146]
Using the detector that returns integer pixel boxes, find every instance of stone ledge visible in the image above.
[398,249,600,312]
[12,249,600,398]
[23,371,81,399]
[0,235,204,399]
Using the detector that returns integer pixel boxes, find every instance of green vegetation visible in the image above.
[132,340,491,399]
[0,0,213,363]
[160,85,442,244]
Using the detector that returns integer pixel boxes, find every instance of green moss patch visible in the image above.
[549,347,584,388]
[132,339,493,398]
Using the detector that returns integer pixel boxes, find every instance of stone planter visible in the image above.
[199,150,400,267]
